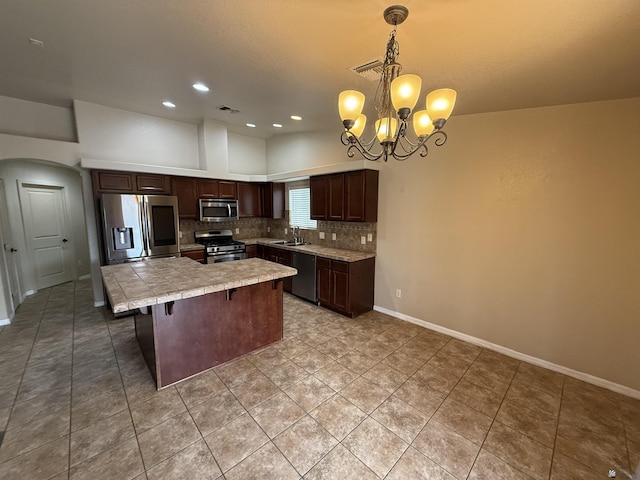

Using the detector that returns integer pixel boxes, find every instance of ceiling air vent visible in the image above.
[349,57,384,81]
[216,105,242,114]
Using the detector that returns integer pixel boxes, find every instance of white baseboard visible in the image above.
[374,305,640,401]
[0,318,10,326]
[94,301,105,307]
[78,274,91,280]
[24,289,36,297]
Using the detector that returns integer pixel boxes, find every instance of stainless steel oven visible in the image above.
[194,229,247,264]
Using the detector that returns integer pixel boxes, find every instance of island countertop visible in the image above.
[101,257,297,313]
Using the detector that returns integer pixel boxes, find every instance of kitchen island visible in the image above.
[101,257,297,389]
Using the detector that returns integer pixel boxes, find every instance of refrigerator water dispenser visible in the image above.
[113,227,134,250]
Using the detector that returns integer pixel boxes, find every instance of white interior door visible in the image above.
[0,179,21,310]
[20,183,74,289]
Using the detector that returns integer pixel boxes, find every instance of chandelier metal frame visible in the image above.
[339,5,453,162]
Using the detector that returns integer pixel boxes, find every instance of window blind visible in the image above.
[288,186,317,229]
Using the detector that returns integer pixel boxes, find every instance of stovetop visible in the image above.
[194,229,245,250]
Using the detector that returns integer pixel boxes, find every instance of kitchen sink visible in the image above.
[273,240,307,246]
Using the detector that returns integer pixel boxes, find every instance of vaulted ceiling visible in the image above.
[1,0,639,138]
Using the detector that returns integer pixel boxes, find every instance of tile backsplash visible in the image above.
[179,213,376,253]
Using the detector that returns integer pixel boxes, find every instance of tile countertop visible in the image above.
[179,242,205,252]
[241,238,376,263]
[101,257,297,314]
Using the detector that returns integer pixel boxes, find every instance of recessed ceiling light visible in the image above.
[162,101,176,108]
[290,115,302,121]
[246,123,256,128]
[192,83,210,92]
[273,123,283,128]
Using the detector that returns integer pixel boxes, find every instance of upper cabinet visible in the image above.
[345,170,379,222]
[92,170,170,196]
[262,182,285,219]
[310,169,379,222]
[198,179,237,199]
[238,182,262,218]
[171,177,199,219]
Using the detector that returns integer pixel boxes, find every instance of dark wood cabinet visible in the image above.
[261,182,285,219]
[181,249,205,264]
[219,181,237,199]
[328,174,345,221]
[171,177,199,219]
[310,176,328,220]
[310,169,379,222]
[93,170,134,193]
[136,174,170,194]
[245,244,258,258]
[345,170,379,222]
[316,256,375,318]
[238,182,262,218]
[260,246,293,293]
[198,179,220,198]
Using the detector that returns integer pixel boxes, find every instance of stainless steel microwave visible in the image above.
[199,198,239,222]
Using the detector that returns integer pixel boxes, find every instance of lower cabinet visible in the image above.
[245,244,258,258]
[260,246,293,293]
[180,249,205,264]
[316,257,375,318]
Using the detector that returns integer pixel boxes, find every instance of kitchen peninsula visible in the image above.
[101,257,296,389]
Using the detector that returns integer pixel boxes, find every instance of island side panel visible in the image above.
[150,279,284,388]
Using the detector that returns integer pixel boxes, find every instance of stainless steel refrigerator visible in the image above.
[101,193,180,264]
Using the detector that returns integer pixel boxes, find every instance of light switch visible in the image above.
[331,233,337,241]
[267,226,271,233]
[367,233,373,242]
[361,236,366,245]
[235,228,239,234]
[319,232,325,240]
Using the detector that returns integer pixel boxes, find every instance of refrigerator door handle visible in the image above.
[140,197,150,255]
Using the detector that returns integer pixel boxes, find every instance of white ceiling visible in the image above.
[1,0,639,139]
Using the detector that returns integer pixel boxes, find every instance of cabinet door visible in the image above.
[245,244,258,258]
[238,182,262,218]
[261,183,273,218]
[310,176,328,220]
[328,174,345,221]
[272,182,285,219]
[171,178,199,219]
[316,258,332,306]
[94,170,134,192]
[136,174,170,194]
[330,260,350,312]
[218,181,237,199]
[181,250,205,263]
[345,169,379,222]
[198,179,219,198]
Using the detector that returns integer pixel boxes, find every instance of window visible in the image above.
[288,181,317,229]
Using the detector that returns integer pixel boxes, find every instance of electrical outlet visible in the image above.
[361,236,366,245]
[267,226,271,233]
[235,228,239,234]
[331,233,337,241]
[285,228,288,235]
[395,289,402,298]
[367,233,373,242]
[179,231,183,239]
[319,232,325,240]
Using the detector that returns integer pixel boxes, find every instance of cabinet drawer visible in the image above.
[317,257,331,269]
[331,260,349,273]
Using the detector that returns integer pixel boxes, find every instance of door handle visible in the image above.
[62,238,69,243]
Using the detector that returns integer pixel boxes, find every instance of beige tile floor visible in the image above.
[0,279,638,479]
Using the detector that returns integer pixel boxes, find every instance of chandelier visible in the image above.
[339,5,457,162]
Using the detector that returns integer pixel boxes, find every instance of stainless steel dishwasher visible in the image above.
[291,251,318,304]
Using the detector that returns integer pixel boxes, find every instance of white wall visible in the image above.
[0,95,76,142]
[266,97,640,394]
[75,100,201,168]
[0,159,92,296]
[228,133,266,175]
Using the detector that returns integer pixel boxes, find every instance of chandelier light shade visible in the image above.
[339,5,457,162]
